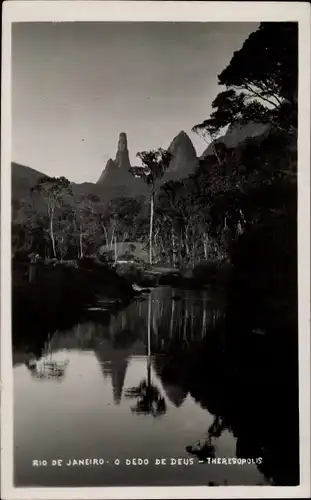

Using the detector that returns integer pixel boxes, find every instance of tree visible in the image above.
[218,23,297,107]
[130,148,171,265]
[74,194,101,259]
[12,199,48,259]
[54,203,75,261]
[98,197,142,263]
[31,176,72,259]
[124,294,167,417]
[192,22,298,138]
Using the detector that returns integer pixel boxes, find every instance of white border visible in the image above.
[1,2,310,499]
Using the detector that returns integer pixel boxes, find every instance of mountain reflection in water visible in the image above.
[13,287,298,487]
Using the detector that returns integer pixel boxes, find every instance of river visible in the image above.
[13,286,297,487]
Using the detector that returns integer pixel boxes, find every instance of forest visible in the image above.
[11,23,299,487]
[12,22,297,298]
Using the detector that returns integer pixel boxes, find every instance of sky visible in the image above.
[12,22,258,183]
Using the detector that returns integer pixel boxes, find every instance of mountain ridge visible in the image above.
[201,121,270,159]
[12,121,270,202]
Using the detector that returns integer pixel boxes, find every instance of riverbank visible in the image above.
[12,258,136,343]
[12,256,228,329]
[115,258,232,290]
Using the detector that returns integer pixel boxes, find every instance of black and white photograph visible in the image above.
[1,1,310,499]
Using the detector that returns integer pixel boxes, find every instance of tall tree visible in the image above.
[31,176,72,259]
[98,197,142,263]
[192,22,298,138]
[74,194,100,259]
[130,148,171,265]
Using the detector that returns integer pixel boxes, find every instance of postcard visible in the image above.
[1,1,310,499]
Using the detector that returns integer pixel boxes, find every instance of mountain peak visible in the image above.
[97,133,136,196]
[97,158,118,185]
[115,132,131,170]
[106,157,116,167]
[172,130,192,142]
[200,121,271,159]
[167,130,198,175]
[117,132,128,151]
[176,130,188,137]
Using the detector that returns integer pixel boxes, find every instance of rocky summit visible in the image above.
[97,132,142,197]
[115,132,131,171]
[97,130,199,195]
[12,122,270,203]
[97,132,133,188]
[97,158,118,185]
[200,121,270,159]
[167,130,198,179]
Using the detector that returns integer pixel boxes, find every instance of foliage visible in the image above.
[130,148,172,188]
[130,148,172,265]
[12,20,297,302]
[192,22,298,138]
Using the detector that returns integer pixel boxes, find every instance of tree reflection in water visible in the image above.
[186,415,226,462]
[125,359,167,417]
[25,358,69,380]
[24,333,70,381]
[15,285,299,486]
[125,294,167,417]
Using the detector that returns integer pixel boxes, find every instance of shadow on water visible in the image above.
[13,284,299,487]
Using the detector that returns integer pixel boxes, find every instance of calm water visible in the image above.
[13,286,290,486]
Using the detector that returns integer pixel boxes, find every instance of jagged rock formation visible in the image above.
[97,133,133,186]
[167,130,198,179]
[115,132,131,171]
[97,132,144,197]
[97,130,199,196]
[201,121,270,159]
[97,158,118,185]
[14,122,270,205]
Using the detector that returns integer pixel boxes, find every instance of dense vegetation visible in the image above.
[12,22,299,486]
[12,22,297,297]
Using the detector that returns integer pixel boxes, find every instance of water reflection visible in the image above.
[125,295,167,417]
[13,286,298,487]
[25,358,69,381]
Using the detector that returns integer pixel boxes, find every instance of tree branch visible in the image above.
[242,81,281,108]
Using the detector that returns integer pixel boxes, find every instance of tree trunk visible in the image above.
[184,225,190,259]
[60,236,64,262]
[110,226,116,252]
[152,299,159,345]
[149,189,155,265]
[154,230,158,263]
[79,228,83,259]
[50,210,56,258]
[191,305,194,339]
[183,305,189,342]
[102,225,109,247]
[170,298,176,338]
[114,235,117,264]
[147,294,152,358]
[209,132,222,165]
[203,232,208,260]
[147,358,151,389]
[171,226,178,268]
[202,295,207,338]
[202,309,207,338]
[237,220,243,235]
